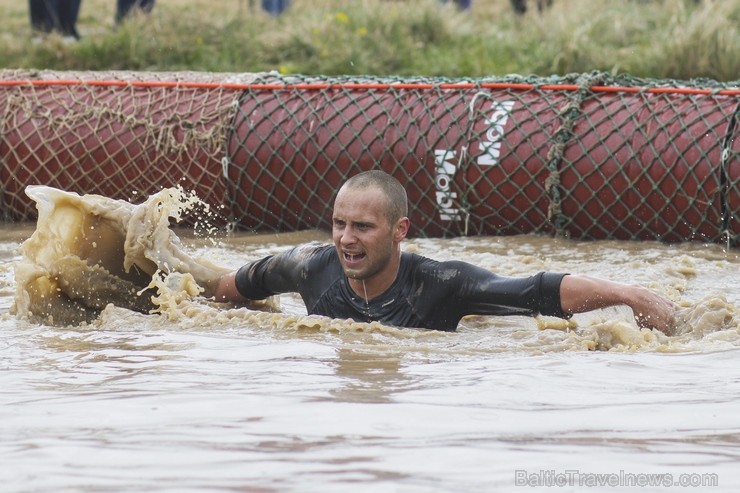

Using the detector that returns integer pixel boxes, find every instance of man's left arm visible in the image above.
[559,274,677,334]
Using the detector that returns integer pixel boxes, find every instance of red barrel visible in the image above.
[0,71,236,223]
[560,93,735,243]
[728,104,740,243]
[227,86,491,237]
[460,89,571,236]
[1,70,738,245]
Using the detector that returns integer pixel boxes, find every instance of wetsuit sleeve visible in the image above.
[234,256,278,300]
[233,244,320,300]
[531,271,570,318]
[448,261,571,319]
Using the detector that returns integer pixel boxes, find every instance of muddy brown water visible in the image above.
[0,186,737,491]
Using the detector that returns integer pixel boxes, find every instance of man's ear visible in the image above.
[393,217,410,243]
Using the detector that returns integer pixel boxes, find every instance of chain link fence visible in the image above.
[1,69,738,245]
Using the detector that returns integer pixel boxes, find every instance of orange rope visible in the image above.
[0,78,738,96]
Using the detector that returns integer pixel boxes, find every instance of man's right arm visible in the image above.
[210,249,303,303]
[209,243,326,304]
[213,270,248,303]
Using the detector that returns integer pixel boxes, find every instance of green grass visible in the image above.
[0,0,737,82]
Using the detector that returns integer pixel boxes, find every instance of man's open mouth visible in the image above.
[344,252,366,263]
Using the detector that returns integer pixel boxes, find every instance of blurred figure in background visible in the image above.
[29,0,82,39]
[116,0,155,24]
[441,0,472,10]
[510,0,552,14]
[261,0,290,16]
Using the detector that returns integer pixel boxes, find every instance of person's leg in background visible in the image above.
[58,0,82,39]
[116,0,155,24]
[440,0,472,11]
[261,0,290,16]
[29,0,56,34]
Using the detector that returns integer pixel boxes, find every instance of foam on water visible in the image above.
[3,186,740,492]
[10,185,739,355]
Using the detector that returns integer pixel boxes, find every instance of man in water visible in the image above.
[209,170,676,333]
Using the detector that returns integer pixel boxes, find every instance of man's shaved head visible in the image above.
[338,170,408,224]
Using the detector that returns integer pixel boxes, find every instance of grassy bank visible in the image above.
[0,0,737,82]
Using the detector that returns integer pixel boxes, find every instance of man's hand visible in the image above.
[623,285,677,334]
[560,274,677,335]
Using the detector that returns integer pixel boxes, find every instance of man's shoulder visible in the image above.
[288,242,338,267]
[279,242,329,256]
[306,242,336,257]
[400,251,445,279]
[401,251,433,268]
[264,242,336,272]
[401,252,486,280]
[401,251,470,270]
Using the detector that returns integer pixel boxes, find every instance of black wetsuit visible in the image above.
[235,243,570,331]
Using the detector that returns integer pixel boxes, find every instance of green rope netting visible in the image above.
[1,70,738,245]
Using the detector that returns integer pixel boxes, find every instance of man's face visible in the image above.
[332,186,397,282]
